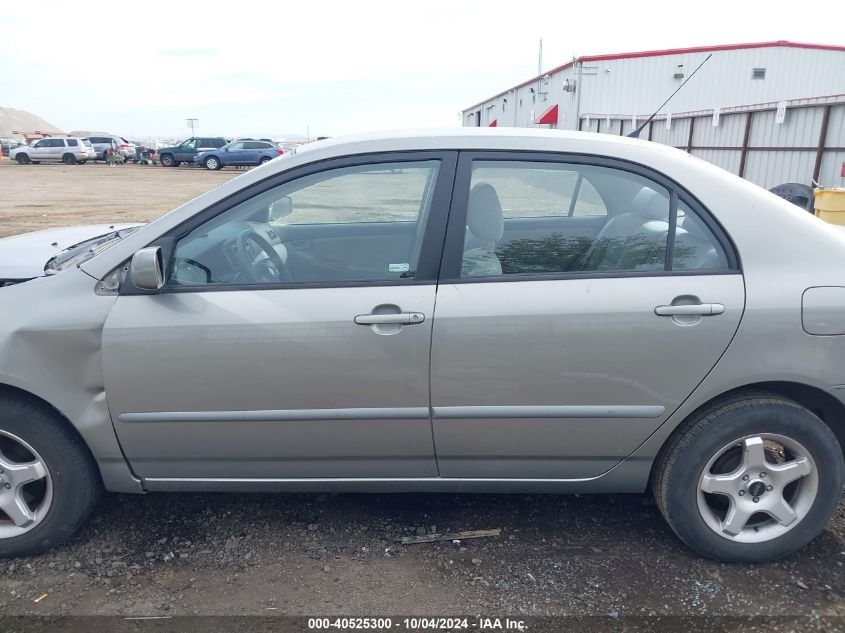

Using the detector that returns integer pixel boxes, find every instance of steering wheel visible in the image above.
[235,228,292,283]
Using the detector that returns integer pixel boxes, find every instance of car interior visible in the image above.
[168,161,728,287]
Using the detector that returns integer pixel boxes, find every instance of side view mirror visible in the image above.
[269,196,293,222]
[130,247,165,290]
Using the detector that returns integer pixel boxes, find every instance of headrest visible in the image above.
[467,182,504,242]
[632,187,669,222]
[678,214,708,241]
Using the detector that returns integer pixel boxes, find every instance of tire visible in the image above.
[160,154,176,167]
[0,395,101,557]
[62,154,76,165]
[79,160,87,165]
[205,156,220,170]
[259,157,271,165]
[15,154,30,165]
[653,392,844,562]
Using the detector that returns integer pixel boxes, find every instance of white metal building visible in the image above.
[462,41,845,188]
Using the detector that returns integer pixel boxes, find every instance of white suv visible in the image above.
[11,137,97,165]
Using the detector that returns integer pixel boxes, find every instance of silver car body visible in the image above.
[86,136,137,161]
[2,128,845,496]
[0,224,141,282]
[10,137,97,163]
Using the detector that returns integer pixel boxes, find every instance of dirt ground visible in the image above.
[0,159,844,629]
[0,161,239,238]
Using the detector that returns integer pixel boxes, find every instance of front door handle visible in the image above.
[354,312,426,326]
[654,303,725,316]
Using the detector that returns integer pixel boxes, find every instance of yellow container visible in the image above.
[815,188,845,225]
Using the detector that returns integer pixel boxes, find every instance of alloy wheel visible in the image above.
[0,430,53,539]
[697,434,818,543]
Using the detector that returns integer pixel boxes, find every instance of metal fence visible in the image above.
[580,94,845,189]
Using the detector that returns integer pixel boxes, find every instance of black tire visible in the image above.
[79,160,87,165]
[204,156,221,171]
[0,395,101,557]
[160,154,176,167]
[259,156,271,165]
[15,154,30,165]
[653,392,844,562]
[62,153,76,165]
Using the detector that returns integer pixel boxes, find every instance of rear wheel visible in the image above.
[62,153,76,165]
[653,393,844,562]
[259,156,271,165]
[15,154,30,165]
[0,395,101,557]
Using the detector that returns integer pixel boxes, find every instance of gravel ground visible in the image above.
[1,158,844,627]
[0,492,843,619]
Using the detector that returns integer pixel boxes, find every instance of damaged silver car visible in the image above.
[0,129,844,562]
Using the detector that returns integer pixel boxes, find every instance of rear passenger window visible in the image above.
[460,161,670,278]
[672,202,729,271]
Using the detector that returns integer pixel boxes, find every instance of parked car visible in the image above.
[195,139,285,170]
[0,138,26,157]
[10,137,96,164]
[158,137,228,167]
[1,129,844,562]
[86,136,137,162]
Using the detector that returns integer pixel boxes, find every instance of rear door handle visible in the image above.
[654,303,725,316]
[354,312,426,325]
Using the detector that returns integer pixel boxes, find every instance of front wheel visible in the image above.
[653,393,844,562]
[15,154,30,165]
[204,156,220,170]
[160,154,176,167]
[0,395,101,557]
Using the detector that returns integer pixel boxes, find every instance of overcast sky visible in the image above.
[1,1,842,140]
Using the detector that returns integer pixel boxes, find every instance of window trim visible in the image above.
[120,150,458,296]
[438,150,740,283]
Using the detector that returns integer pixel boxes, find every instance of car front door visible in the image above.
[175,139,196,162]
[102,152,455,481]
[223,141,247,165]
[29,139,49,161]
[429,153,744,479]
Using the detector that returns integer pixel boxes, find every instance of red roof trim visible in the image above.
[533,104,558,125]
[579,40,845,62]
[463,40,845,112]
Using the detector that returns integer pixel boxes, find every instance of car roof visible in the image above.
[293,127,684,158]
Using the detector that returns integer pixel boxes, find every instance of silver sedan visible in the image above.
[0,129,843,562]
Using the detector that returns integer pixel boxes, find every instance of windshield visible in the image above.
[44,226,142,274]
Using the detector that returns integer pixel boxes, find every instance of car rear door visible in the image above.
[102,151,456,482]
[429,152,744,479]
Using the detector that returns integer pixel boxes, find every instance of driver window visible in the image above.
[227,142,244,151]
[180,139,196,150]
[169,160,440,287]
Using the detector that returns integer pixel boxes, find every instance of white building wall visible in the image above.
[578,47,845,120]
[463,45,845,131]
[462,44,845,188]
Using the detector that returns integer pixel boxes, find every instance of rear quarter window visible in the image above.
[67,139,78,147]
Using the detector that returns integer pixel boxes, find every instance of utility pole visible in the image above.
[186,118,198,138]
[538,38,543,75]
